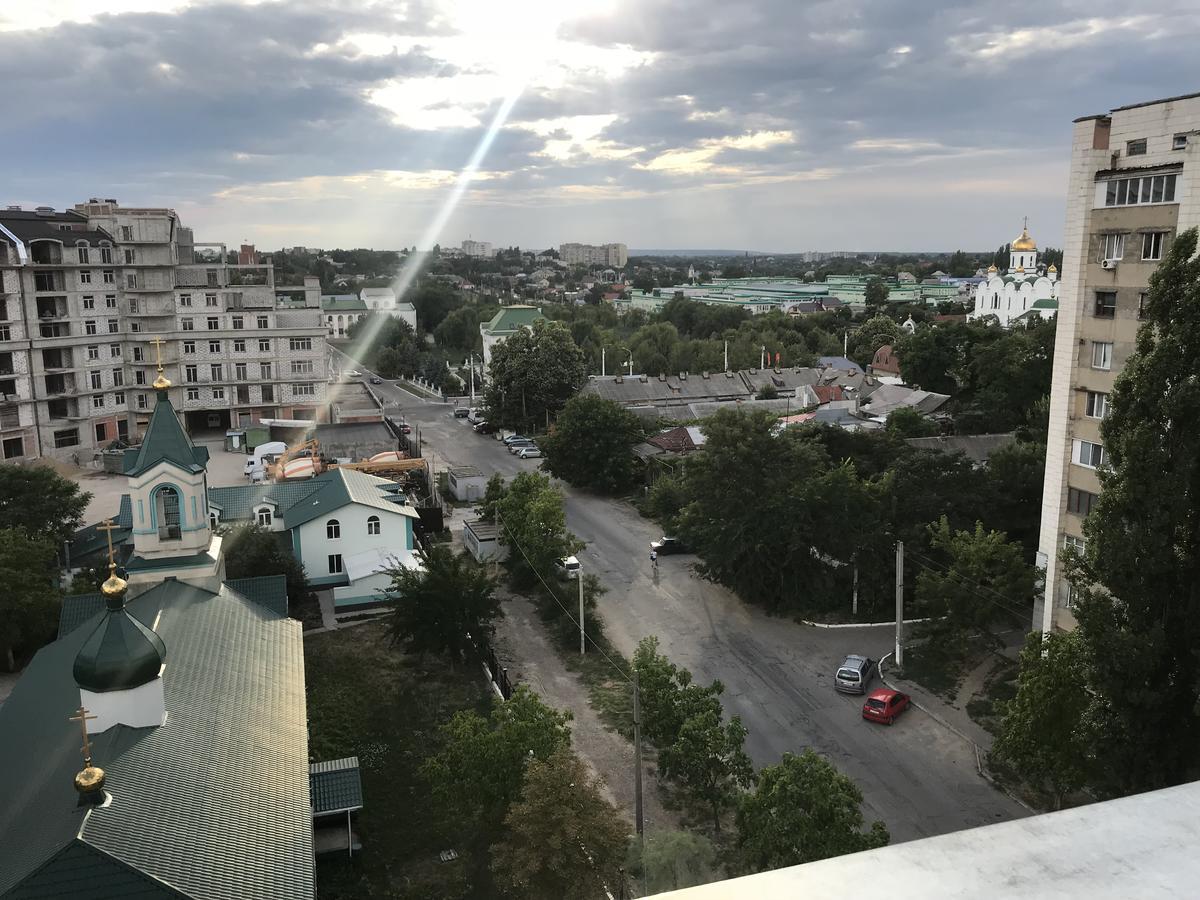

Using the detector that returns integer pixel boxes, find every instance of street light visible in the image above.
[617,346,633,376]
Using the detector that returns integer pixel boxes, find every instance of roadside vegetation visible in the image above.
[223,523,320,627]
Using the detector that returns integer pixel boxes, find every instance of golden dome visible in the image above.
[1012,225,1037,252]
[75,765,106,794]
[1015,266,1025,273]
[101,571,128,599]
[987,263,998,273]
[1047,263,1057,272]
[152,372,172,390]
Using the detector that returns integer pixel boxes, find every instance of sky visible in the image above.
[2,0,1198,253]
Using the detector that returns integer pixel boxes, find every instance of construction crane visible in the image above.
[271,438,323,481]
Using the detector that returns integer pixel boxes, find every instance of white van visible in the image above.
[466,407,483,424]
[245,441,288,479]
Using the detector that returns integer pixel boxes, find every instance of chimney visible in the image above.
[35,206,55,216]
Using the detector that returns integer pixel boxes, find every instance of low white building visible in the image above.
[970,223,1060,327]
[360,287,418,331]
[480,305,546,368]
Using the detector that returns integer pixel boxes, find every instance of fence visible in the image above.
[469,632,514,700]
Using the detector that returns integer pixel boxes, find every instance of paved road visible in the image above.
[334,349,1026,842]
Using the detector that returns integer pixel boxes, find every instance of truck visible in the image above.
[244,441,288,482]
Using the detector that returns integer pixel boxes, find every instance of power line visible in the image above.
[497,514,633,684]
[904,548,1033,622]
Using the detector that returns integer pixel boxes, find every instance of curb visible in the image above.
[801,616,935,629]
[878,653,1036,814]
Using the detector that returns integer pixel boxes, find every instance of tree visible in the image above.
[422,687,572,834]
[992,632,1093,809]
[630,831,717,894]
[387,544,500,664]
[541,396,644,494]
[633,636,724,748]
[885,406,938,438]
[983,440,1046,555]
[755,383,778,400]
[1068,226,1200,794]
[847,315,898,366]
[0,528,61,670]
[736,750,888,872]
[863,277,890,314]
[494,472,582,587]
[483,320,587,432]
[490,748,630,900]
[0,466,90,546]
[222,524,314,614]
[659,708,754,831]
[895,323,964,394]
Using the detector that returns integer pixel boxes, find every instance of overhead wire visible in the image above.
[904,547,1034,623]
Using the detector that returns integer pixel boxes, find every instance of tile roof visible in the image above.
[0,579,312,899]
[57,594,105,640]
[905,433,1017,465]
[124,395,208,477]
[69,497,135,563]
[481,305,545,335]
[5,839,190,898]
[208,480,323,523]
[224,575,289,617]
[816,356,864,374]
[281,468,418,530]
[320,294,366,312]
[310,757,364,815]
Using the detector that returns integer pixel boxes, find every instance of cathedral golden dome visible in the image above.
[1047,263,1057,272]
[987,263,998,273]
[1012,225,1037,251]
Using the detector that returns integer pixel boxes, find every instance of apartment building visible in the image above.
[1038,92,1200,633]
[0,200,328,464]
[461,239,495,258]
[559,241,628,268]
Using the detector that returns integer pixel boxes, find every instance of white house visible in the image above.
[479,305,546,368]
[360,287,418,331]
[970,222,1060,327]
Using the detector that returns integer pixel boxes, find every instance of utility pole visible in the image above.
[894,541,904,667]
[601,347,606,377]
[579,570,586,656]
[468,353,476,406]
[723,340,728,373]
[852,554,859,616]
[632,668,644,843]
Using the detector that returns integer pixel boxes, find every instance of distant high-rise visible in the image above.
[461,239,496,258]
[1037,92,1200,633]
[559,242,628,268]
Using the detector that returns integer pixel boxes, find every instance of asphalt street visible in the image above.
[332,347,1027,843]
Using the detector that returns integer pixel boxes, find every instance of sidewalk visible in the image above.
[879,655,996,754]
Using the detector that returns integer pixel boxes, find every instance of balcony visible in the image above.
[44,373,77,396]
[41,349,73,371]
[176,265,225,288]
[36,298,69,320]
[123,272,176,292]
[38,322,72,340]
[46,398,79,421]
[33,271,66,292]
[29,242,63,265]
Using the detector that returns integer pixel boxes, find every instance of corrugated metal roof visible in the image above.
[310,757,364,814]
[224,575,289,617]
[57,594,106,639]
[4,839,189,899]
[124,395,208,477]
[282,468,418,530]
[0,580,313,899]
[481,305,544,334]
[208,481,323,523]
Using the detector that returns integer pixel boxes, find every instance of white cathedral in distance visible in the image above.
[970,220,1060,327]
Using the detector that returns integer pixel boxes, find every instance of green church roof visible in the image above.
[482,304,545,335]
[72,593,166,693]
[124,392,208,477]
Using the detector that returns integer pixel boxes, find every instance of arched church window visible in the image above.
[157,486,182,540]
[327,519,341,539]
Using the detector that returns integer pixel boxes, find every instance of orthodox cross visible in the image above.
[97,518,120,573]
[149,336,167,376]
[68,707,99,767]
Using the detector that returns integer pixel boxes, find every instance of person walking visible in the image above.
[650,549,658,571]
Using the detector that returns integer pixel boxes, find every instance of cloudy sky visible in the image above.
[2,1,1198,253]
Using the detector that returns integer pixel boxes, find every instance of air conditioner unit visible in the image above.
[1101,259,1118,270]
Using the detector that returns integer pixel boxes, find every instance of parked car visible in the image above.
[502,434,530,446]
[507,440,535,454]
[650,536,687,554]
[862,688,911,725]
[516,446,542,459]
[473,421,496,434]
[370,376,383,385]
[453,407,470,418]
[205,412,221,428]
[400,423,412,435]
[833,654,876,694]
[556,556,581,579]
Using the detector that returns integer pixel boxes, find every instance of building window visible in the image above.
[130,322,141,334]
[185,365,198,382]
[112,368,123,387]
[1068,487,1098,517]
[77,246,89,264]
[120,225,133,241]
[1138,292,1148,319]
[82,295,95,310]
[85,320,97,335]
[260,363,272,379]
[256,315,269,328]
[207,316,219,330]
[182,317,194,331]
[234,362,247,380]
[113,391,124,406]
[205,293,218,307]
[257,508,273,527]
[212,387,225,400]
[1103,173,1177,206]
[1085,391,1109,419]
[107,320,119,334]
[87,345,100,361]
[232,315,244,330]
[209,340,221,353]
[135,370,146,385]
[210,512,219,530]
[1093,291,1116,318]
[367,515,380,535]
[1100,233,1124,262]
[180,293,192,307]
[102,270,115,284]
[92,394,104,410]
[137,393,148,409]
[1142,232,1165,261]
[1091,341,1112,371]
[100,246,113,264]
[110,343,121,358]
[291,360,314,375]
[1063,534,1087,556]
[95,422,107,442]
[79,270,91,285]
[123,248,136,265]
[186,388,200,401]
[1173,133,1189,151]
[53,428,80,448]
[258,338,271,352]
[2,436,24,459]
[234,339,246,352]
[328,553,343,574]
[289,338,312,352]
[210,364,223,381]
[326,519,341,539]
[156,486,182,540]
[128,298,138,313]
[183,340,196,354]
[1073,439,1106,469]
[293,383,315,397]
[1126,138,1147,156]
[89,370,102,390]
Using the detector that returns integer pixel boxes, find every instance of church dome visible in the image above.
[987,263,998,273]
[1012,225,1037,251]
[1047,263,1057,272]
[74,593,167,693]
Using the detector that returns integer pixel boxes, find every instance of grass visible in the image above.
[966,657,1019,736]
[305,620,496,899]
[895,639,970,699]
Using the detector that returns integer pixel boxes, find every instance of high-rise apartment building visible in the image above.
[0,200,328,464]
[1038,92,1200,632]
[559,242,628,269]
[461,239,495,258]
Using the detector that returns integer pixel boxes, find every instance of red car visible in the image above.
[862,688,910,725]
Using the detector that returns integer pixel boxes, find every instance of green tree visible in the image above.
[863,278,890,315]
[0,466,90,546]
[643,474,688,534]
[630,831,717,894]
[479,472,506,522]
[736,750,888,872]
[541,396,644,494]
[885,406,938,438]
[0,528,61,669]
[755,383,779,400]
[659,708,754,831]
[633,636,724,748]
[983,440,1046,555]
[222,524,314,614]
[1069,226,1200,794]
[387,544,500,664]
[992,632,1093,809]
[895,323,964,394]
[848,315,898,366]
[484,320,587,432]
[490,748,630,900]
[494,471,582,587]
[422,687,572,834]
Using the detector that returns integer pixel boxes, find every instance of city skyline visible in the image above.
[2,1,1198,251]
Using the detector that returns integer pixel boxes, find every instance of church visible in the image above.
[970,222,1060,327]
[0,362,319,898]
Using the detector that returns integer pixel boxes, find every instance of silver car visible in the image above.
[834,655,876,694]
